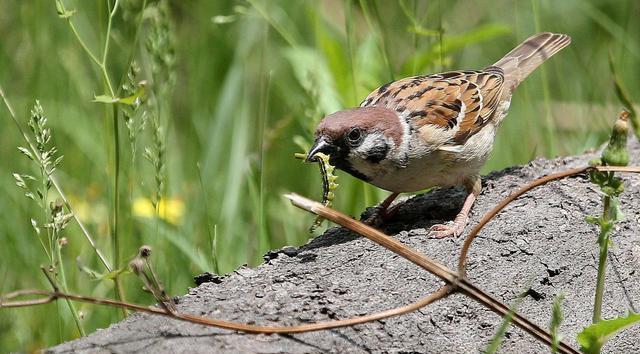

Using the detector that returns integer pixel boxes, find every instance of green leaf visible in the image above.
[406,25,440,37]
[578,312,640,354]
[588,171,607,186]
[92,95,119,104]
[485,295,524,354]
[76,262,128,281]
[606,177,624,196]
[292,135,311,152]
[76,257,108,279]
[284,47,343,116]
[596,220,614,247]
[402,23,511,75]
[102,267,128,280]
[55,0,75,19]
[550,293,565,354]
[118,81,146,105]
[585,215,601,225]
[608,51,638,138]
[608,198,624,223]
[211,15,237,24]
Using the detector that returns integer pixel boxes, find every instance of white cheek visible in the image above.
[345,132,395,178]
[353,134,382,157]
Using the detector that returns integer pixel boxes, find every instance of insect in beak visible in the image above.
[306,137,335,162]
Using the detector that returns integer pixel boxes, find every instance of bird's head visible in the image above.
[306,107,405,181]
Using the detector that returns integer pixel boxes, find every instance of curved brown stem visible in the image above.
[458,165,640,276]
[285,193,578,354]
[1,286,451,334]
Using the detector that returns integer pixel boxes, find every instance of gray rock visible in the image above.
[47,141,640,354]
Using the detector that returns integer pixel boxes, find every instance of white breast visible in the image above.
[364,124,497,192]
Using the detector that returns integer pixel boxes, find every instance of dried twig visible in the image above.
[285,193,579,354]
[4,165,640,353]
[0,286,451,333]
[458,165,640,275]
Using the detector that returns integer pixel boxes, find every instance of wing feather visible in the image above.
[361,69,504,146]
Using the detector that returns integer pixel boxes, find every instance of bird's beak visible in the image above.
[306,137,334,162]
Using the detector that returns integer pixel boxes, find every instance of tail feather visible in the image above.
[492,32,571,91]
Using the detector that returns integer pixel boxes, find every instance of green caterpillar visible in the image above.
[295,152,339,232]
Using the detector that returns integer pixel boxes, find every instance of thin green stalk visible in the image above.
[56,242,86,336]
[60,0,127,313]
[406,0,420,74]
[589,112,629,325]
[103,0,126,315]
[1,89,86,335]
[257,25,271,254]
[592,195,611,323]
[247,0,298,47]
[103,0,119,65]
[358,0,394,81]
[43,180,53,262]
[437,0,444,71]
[0,86,113,272]
[66,21,101,66]
[59,1,114,94]
[110,106,126,317]
[531,0,557,155]
[344,0,358,105]
[550,293,565,354]
[197,163,219,273]
[116,0,148,95]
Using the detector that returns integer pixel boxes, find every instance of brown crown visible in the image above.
[315,106,403,146]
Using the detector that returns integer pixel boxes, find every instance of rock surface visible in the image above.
[48,141,640,354]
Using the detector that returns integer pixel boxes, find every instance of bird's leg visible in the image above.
[362,192,399,226]
[428,177,481,238]
[379,192,400,216]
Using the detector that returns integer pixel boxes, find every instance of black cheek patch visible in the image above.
[326,144,371,182]
[331,157,371,182]
[364,144,389,164]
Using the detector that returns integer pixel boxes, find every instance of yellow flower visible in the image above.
[133,197,185,225]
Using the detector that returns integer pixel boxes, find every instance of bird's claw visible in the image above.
[361,205,387,227]
[427,214,469,238]
[427,223,460,238]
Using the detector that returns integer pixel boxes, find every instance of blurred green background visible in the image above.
[0,0,638,351]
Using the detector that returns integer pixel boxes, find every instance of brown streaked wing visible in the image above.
[361,70,504,146]
[453,70,504,144]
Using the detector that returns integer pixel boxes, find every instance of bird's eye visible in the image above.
[346,128,363,147]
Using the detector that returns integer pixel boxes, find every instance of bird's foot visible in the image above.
[361,205,397,227]
[427,213,469,238]
[361,193,400,227]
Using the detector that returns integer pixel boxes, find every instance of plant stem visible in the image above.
[197,163,219,273]
[62,0,127,314]
[66,21,101,66]
[101,0,127,316]
[247,0,298,47]
[103,0,119,65]
[359,0,394,81]
[592,195,611,323]
[344,0,358,105]
[116,0,148,95]
[0,86,113,272]
[532,0,557,154]
[56,241,86,336]
[111,106,126,316]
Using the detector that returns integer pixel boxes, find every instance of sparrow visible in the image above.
[306,32,571,238]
